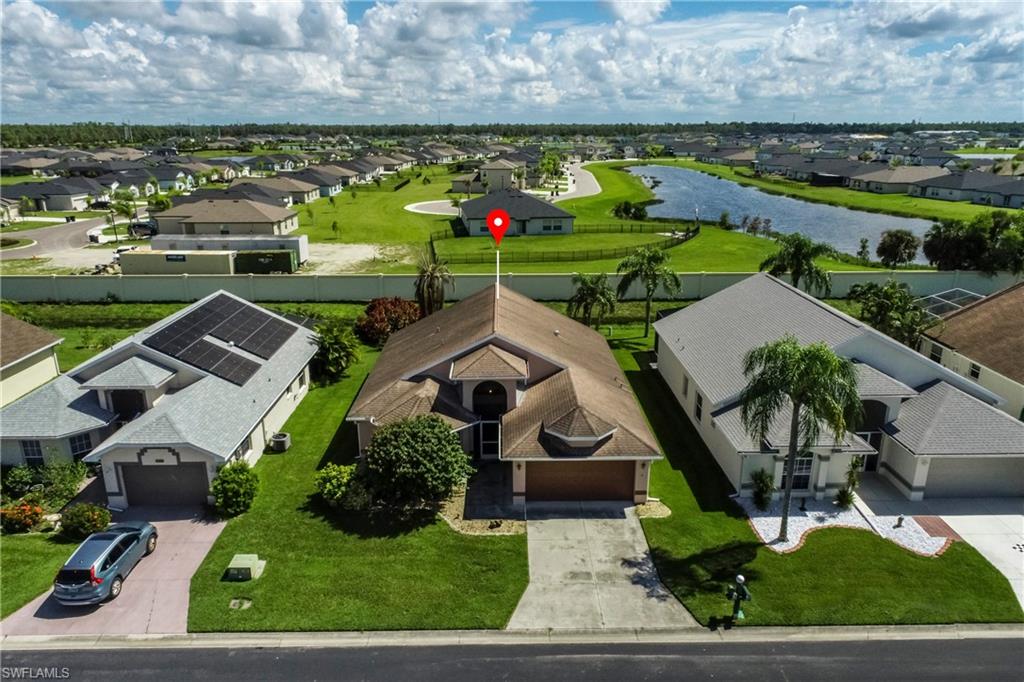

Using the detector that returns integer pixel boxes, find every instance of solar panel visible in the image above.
[177,339,230,372]
[208,353,261,386]
[238,319,297,359]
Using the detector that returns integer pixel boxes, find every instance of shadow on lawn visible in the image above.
[300,494,437,539]
[624,351,745,518]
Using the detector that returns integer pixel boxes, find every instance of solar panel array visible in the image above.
[915,288,986,321]
[142,294,297,385]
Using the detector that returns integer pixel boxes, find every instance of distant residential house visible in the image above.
[0,314,62,408]
[970,180,1024,208]
[848,166,949,194]
[459,188,574,236]
[451,158,525,194]
[281,168,345,197]
[363,155,407,172]
[920,283,1024,420]
[908,172,1010,202]
[14,177,108,211]
[229,176,319,204]
[152,199,299,235]
[699,147,756,166]
[96,170,158,198]
[174,183,293,208]
[908,148,959,166]
[312,164,359,187]
[148,166,195,192]
[3,157,60,176]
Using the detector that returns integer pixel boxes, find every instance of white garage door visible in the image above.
[925,457,1024,498]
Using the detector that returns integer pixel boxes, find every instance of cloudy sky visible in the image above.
[2,0,1022,124]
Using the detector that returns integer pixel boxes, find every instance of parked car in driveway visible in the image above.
[52,521,158,605]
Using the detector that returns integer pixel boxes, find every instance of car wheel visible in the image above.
[145,534,158,555]
[108,576,123,601]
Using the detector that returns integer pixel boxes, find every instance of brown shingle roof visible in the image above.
[0,313,61,369]
[451,344,527,379]
[165,199,296,224]
[924,282,1024,384]
[350,286,660,461]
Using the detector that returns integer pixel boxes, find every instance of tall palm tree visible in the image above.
[567,273,616,328]
[414,248,454,317]
[740,335,861,542]
[616,246,681,337]
[758,233,836,294]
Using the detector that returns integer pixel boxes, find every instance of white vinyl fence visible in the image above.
[0,270,1019,303]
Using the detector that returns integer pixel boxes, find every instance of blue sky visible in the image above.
[3,1,1022,124]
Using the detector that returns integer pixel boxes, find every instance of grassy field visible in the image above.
[0,533,80,619]
[295,166,456,245]
[0,258,76,275]
[641,158,994,222]
[613,341,1023,626]
[1,220,68,233]
[0,175,49,186]
[956,147,1023,155]
[188,350,529,632]
[1,237,33,250]
[26,210,105,219]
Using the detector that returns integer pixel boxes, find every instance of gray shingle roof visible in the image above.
[653,274,863,405]
[81,356,175,389]
[883,381,1024,457]
[854,361,918,398]
[460,189,573,221]
[712,399,876,454]
[0,376,115,438]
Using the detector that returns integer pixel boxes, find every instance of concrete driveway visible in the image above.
[0,507,224,636]
[506,502,696,630]
[857,476,1024,608]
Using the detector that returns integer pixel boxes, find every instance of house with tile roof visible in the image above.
[0,292,317,507]
[0,314,62,408]
[348,285,661,505]
[459,188,574,237]
[152,199,298,235]
[654,273,1024,501]
[920,282,1024,420]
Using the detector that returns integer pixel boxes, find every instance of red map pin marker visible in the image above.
[486,209,510,247]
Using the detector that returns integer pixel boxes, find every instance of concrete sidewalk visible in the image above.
[3,623,1021,651]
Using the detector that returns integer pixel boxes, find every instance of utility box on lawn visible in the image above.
[225,554,266,581]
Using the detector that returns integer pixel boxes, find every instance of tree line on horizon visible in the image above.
[2,121,1021,148]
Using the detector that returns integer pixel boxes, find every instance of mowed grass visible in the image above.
[612,343,1023,626]
[295,166,458,244]
[1,220,67,233]
[188,352,529,632]
[0,533,80,619]
[0,175,49,186]
[645,158,994,222]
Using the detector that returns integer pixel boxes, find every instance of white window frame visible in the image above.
[233,434,253,460]
[782,455,814,490]
[20,440,43,466]
[69,433,93,458]
[969,363,981,380]
[929,343,943,363]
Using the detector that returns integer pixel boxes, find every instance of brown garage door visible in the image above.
[120,463,210,506]
[526,460,635,501]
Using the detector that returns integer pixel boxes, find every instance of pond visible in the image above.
[632,165,933,262]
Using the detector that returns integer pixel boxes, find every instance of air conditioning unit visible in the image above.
[270,432,291,452]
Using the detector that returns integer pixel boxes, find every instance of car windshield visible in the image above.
[56,569,92,585]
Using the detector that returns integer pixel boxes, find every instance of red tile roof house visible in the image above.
[347,285,661,506]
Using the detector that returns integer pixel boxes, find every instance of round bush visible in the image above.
[61,503,112,539]
[1,501,44,534]
[210,461,259,516]
[3,465,36,498]
[314,463,355,504]
[362,415,472,508]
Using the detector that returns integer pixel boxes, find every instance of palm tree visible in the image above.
[740,335,861,542]
[758,233,837,294]
[112,200,135,238]
[567,273,616,328]
[414,248,454,317]
[616,246,681,337]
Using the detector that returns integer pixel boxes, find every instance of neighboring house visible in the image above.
[920,282,1024,420]
[348,285,662,505]
[971,180,1024,209]
[699,147,756,166]
[1,196,21,224]
[280,168,345,197]
[310,164,358,187]
[0,314,62,407]
[0,292,317,507]
[848,166,949,193]
[908,171,1010,202]
[176,184,293,208]
[654,273,1024,501]
[230,176,319,204]
[451,158,526,194]
[12,177,108,211]
[459,189,574,236]
[148,166,195,192]
[152,199,299,235]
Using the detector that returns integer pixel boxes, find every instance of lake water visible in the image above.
[632,165,933,262]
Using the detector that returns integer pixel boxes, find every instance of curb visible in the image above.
[3,623,1022,651]
[0,239,37,252]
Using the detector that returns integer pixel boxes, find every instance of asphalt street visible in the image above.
[3,639,1022,681]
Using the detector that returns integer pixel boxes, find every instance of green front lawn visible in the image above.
[643,158,994,223]
[1,220,66,233]
[613,343,1024,626]
[187,351,528,632]
[0,175,49,186]
[956,147,1023,155]
[0,533,79,619]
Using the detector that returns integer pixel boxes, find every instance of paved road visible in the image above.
[508,502,696,629]
[1,213,142,263]
[3,639,1021,681]
[554,162,600,202]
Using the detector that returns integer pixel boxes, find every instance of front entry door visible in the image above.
[856,431,882,472]
[479,421,500,458]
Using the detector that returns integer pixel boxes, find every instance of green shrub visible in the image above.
[60,503,111,539]
[41,461,87,509]
[362,415,472,508]
[1,501,44,533]
[313,317,360,382]
[210,461,259,516]
[314,463,355,504]
[750,468,775,511]
[835,486,856,509]
[3,465,36,498]
[341,477,374,511]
